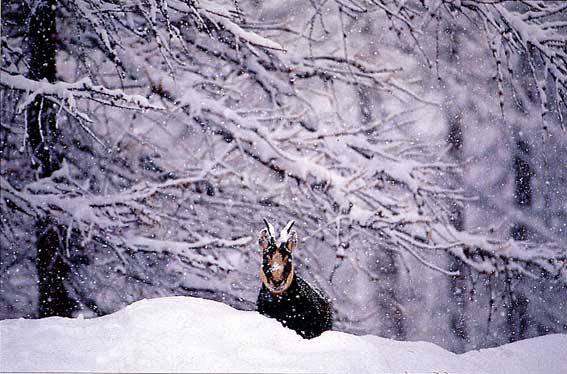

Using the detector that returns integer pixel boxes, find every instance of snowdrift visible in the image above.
[1,296,566,373]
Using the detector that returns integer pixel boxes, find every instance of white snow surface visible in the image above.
[1,296,566,373]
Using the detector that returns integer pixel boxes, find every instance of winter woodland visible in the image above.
[1,0,566,353]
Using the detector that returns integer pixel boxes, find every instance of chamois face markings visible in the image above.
[258,219,297,295]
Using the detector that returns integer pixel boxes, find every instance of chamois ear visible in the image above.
[286,230,298,252]
[259,228,270,251]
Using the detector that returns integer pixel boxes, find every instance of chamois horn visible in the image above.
[263,218,276,240]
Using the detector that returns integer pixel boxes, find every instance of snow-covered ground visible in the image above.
[1,296,566,374]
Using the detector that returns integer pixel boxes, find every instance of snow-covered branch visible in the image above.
[0,164,250,273]
[373,0,567,127]
[0,71,164,114]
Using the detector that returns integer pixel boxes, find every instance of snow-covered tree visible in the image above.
[404,0,567,349]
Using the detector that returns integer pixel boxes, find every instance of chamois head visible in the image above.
[258,218,298,295]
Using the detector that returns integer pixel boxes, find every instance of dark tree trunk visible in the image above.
[505,138,533,342]
[441,21,471,352]
[511,139,533,241]
[27,0,58,176]
[357,83,406,340]
[35,220,76,317]
[447,113,464,232]
[27,0,76,318]
[446,111,469,352]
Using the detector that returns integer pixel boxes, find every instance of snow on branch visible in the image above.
[168,84,567,282]
[438,225,567,281]
[197,2,285,51]
[0,71,165,114]
[72,0,285,75]
[127,236,251,271]
[0,164,250,271]
[1,161,199,229]
[482,1,567,127]
[380,0,567,127]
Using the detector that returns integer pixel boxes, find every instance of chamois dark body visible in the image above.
[257,274,332,339]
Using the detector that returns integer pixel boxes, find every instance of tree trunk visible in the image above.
[27,0,76,318]
[358,82,406,340]
[511,139,533,241]
[444,23,469,351]
[505,137,533,342]
[446,111,469,352]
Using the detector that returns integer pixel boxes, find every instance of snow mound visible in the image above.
[1,296,566,373]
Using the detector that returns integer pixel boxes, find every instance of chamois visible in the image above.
[256,219,332,339]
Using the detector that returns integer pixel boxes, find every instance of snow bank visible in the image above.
[1,296,566,373]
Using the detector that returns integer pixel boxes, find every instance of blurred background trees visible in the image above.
[1,0,566,352]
